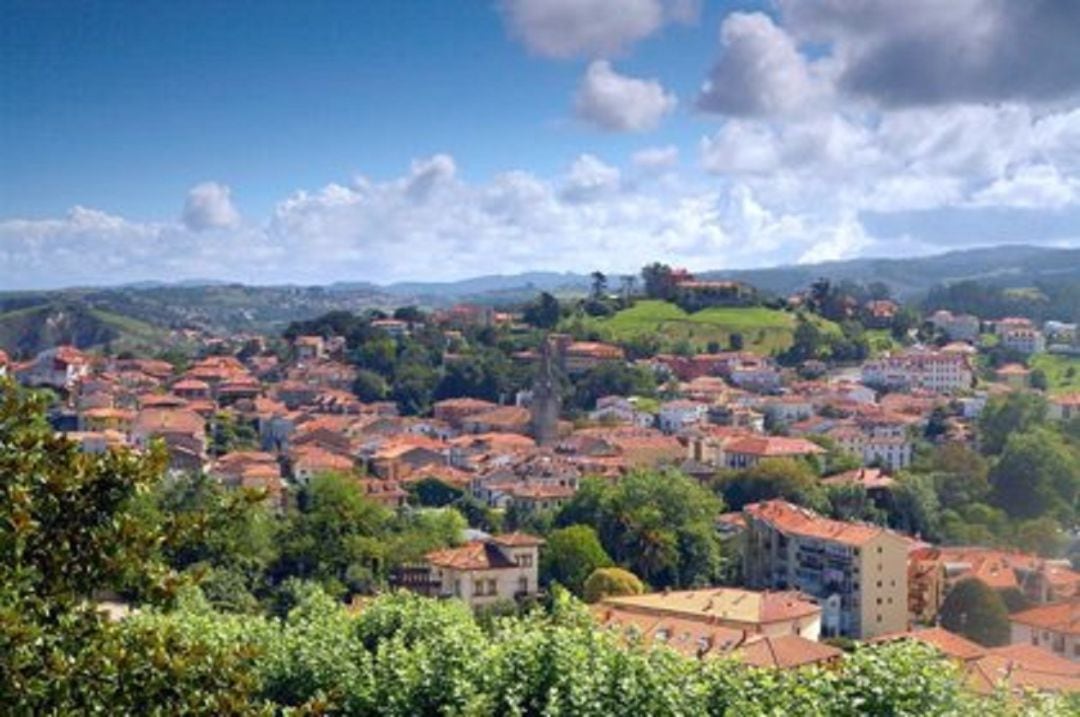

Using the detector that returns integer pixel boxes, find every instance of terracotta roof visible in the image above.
[1010,598,1080,636]
[723,435,825,457]
[745,500,891,547]
[132,408,205,436]
[425,541,517,570]
[490,532,545,548]
[736,634,842,669]
[821,468,896,490]
[603,588,820,626]
[871,627,986,662]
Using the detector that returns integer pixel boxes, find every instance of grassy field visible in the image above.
[568,300,838,355]
[1029,353,1080,395]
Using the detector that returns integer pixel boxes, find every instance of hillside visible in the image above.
[570,300,839,355]
[705,245,1080,300]
[0,301,169,358]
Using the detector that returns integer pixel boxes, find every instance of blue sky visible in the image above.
[2,0,1079,288]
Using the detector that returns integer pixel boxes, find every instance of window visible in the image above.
[473,580,486,596]
[877,614,883,623]
[877,598,882,605]
[516,553,533,568]
[453,580,461,597]
[487,579,497,595]
[518,576,529,594]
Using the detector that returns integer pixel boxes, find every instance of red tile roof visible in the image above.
[1010,598,1080,636]
[745,500,890,547]
[425,541,517,571]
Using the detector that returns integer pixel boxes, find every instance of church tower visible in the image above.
[530,336,561,446]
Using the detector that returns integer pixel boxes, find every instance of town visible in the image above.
[3,261,1078,699]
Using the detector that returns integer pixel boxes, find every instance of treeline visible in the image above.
[924,279,1080,323]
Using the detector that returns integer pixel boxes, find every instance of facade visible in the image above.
[743,500,909,639]
[688,432,825,471]
[658,399,708,434]
[1000,328,1046,355]
[1010,599,1080,663]
[929,310,980,342]
[861,350,973,394]
[424,533,543,608]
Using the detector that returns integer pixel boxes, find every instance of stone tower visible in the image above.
[530,336,561,446]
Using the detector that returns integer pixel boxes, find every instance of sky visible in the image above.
[2,0,1080,289]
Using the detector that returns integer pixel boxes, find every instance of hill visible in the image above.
[0,301,169,358]
[705,245,1080,300]
[570,300,839,355]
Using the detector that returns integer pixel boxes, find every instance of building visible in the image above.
[688,431,825,471]
[743,500,909,639]
[827,424,913,472]
[1049,394,1080,422]
[293,335,326,361]
[1000,328,1046,355]
[598,587,823,641]
[929,310,980,342]
[1010,598,1080,663]
[657,399,708,434]
[16,345,91,391]
[423,533,543,608]
[861,349,973,394]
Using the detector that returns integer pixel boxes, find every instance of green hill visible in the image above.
[569,300,839,355]
[0,301,168,358]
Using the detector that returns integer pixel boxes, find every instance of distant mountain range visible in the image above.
[1,245,1077,354]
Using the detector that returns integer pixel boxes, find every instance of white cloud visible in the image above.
[499,0,695,59]
[182,181,240,231]
[632,145,679,171]
[574,61,676,132]
[697,12,824,117]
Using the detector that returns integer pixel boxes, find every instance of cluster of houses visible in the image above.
[4,299,1079,693]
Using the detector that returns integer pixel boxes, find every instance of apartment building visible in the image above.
[423,533,543,608]
[861,349,973,394]
[743,500,909,639]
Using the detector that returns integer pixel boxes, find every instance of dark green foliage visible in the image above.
[352,368,390,401]
[522,291,561,329]
[541,524,613,596]
[570,361,657,411]
[407,476,464,507]
[990,428,1080,521]
[714,458,827,513]
[939,578,1011,647]
[557,471,723,588]
[977,391,1048,455]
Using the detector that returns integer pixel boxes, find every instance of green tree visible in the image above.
[715,458,827,512]
[977,392,1048,455]
[522,292,561,329]
[352,368,390,402]
[541,525,613,596]
[641,262,675,300]
[939,578,1010,647]
[886,473,941,540]
[408,477,464,507]
[273,473,393,596]
[990,428,1080,521]
[582,567,645,603]
[571,361,657,411]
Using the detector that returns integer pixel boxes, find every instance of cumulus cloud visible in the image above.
[697,12,823,117]
[780,0,1080,107]
[182,181,240,231]
[499,0,696,59]
[632,145,679,171]
[574,61,676,132]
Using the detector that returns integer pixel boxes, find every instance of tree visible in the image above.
[541,525,613,596]
[728,332,744,351]
[352,368,389,402]
[589,271,608,301]
[641,262,675,300]
[990,428,1080,521]
[886,474,941,540]
[939,578,1010,647]
[1030,368,1049,391]
[392,305,425,323]
[583,567,645,603]
[977,392,1047,455]
[523,292,561,329]
[408,477,464,508]
[571,361,656,411]
[272,473,393,596]
[715,458,827,513]
[557,471,723,588]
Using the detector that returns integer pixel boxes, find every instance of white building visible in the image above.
[929,310,980,342]
[658,399,709,433]
[424,533,543,608]
[16,346,91,391]
[1000,328,1046,355]
[1009,599,1080,663]
[861,349,973,394]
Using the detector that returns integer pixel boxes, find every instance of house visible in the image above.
[1000,328,1046,355]
[130,407,208,472]
[687,431,825,471]
[760,395,814,426]
[423,533,543,608]
[1049,394,1080,421]
[658,399,708,434]
[929,310,980,342]
[864,300,898,329]
[462,405,531,435]
[370,318,410,338]
[553,337,625,374]
[994,363,1031,389]
[293,335,326,361]
[289,445,355,484]
[598,587,823,641]
[821,467,895,499]
[588,395,655,428]
[826,424,913,472]
[1009,598,1080,663]
[729,361,782,393]
[432,397,500,428]
[16,345,91,391]
[743,500,909,639]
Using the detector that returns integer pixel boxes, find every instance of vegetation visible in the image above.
[583,567,645,603]
[1029,353,1080,395]
[939,578,1011,647]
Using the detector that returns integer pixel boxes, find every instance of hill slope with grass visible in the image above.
[568,300,839,355]
[0,301,169,358]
